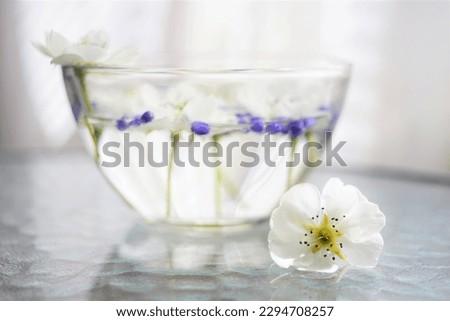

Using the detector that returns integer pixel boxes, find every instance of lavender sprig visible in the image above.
[115,109,322,138]
[116,110,154,131]
[191,121,210,135]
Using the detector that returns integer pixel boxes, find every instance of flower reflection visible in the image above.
[269,265,381,300]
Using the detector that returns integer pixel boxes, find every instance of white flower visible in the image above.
[193,81,327,120]
[34,30,138,66]
[268,178,386,273]
[115,82,234,126]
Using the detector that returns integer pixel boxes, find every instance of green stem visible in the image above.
[74,68,93,113]
[305,130,318,163]
[212,134,223,219]
[287,137,299,189]
[166,132,178,219]
[74,67,102,163]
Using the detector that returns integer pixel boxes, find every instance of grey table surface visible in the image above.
[0,151,449,300]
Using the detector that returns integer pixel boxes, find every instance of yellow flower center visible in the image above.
[303,214,346,261]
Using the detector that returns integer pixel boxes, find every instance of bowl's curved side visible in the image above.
[62,65,350,226]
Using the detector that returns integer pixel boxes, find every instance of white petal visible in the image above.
[64,45,107,63]
[183,96,235,124]
[268,183,321,264]
[33,42,52,57]
[268,233,307,268]
[235,83,272,118]
[81,30,109,48]
[341,233,384,267]
[339,201,386,242]
[269,205,307,243]
[347,184,368,202]
[278,183,322,224]
[137,84,162,108]
[105,46,139,65]
[183,96,218,121]
[51,54,83,65]
[166,83,201,107]
[45,31,71,57]
[275,95,327,119]
[321,177,363,217]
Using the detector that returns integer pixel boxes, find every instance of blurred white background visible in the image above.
[0,0,448,176]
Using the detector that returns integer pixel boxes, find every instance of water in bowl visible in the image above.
[80,116,326,226]
[62,65,349,226]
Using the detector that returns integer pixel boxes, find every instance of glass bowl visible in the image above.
[62,61,350,227]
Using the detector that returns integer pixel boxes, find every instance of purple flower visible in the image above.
[129,115,142,127]
[191,121,210,135]
[288,120,304,138]
[301,117,317,129]
[266,121,283,134]
[236,112,253,124]
[140,111,154,123]
[272,117,292,134]
[116,118,128,131]
[250,117,265,133]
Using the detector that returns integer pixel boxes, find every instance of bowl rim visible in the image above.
[62,56,352,77]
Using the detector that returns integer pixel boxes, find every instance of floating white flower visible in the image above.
[268,178,386,273]
[121,82,234,131]
[34,30,138,66]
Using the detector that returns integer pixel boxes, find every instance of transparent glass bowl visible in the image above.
[62,62,350,227]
